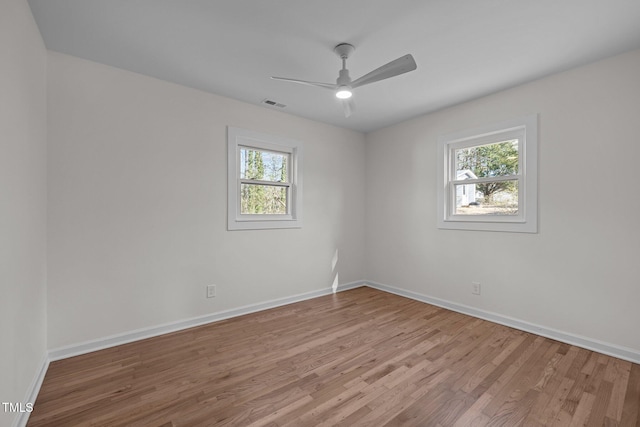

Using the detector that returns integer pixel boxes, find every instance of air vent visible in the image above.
[261,99,286,108]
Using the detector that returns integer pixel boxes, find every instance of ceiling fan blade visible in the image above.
[271,76,337,90]
[342,98,355,118]
[351,54,417,89]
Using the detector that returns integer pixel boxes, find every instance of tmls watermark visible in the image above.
[2,402,34,413]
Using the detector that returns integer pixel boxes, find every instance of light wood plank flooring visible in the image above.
[29,287,640,426]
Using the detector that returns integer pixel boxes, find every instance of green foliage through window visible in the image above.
[455,140,518,204]
[240,147,289,214]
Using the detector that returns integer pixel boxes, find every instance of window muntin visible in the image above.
[228,127,302,230]
[437,115,537,233]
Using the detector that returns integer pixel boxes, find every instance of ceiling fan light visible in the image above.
[336,87,352,99]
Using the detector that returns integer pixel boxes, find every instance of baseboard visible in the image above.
[364,280,640,365]
[48,281,365,361]
[12,353,49,427]
[45,278,639,379]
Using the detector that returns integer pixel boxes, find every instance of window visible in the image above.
[227,127,303,230]
[437,114,537,233]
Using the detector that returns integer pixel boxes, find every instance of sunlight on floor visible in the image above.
[331,249,339,293]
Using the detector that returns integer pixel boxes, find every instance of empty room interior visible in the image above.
[3,0,640,426]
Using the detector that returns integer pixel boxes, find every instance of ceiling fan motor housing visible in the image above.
[337,68,351,86]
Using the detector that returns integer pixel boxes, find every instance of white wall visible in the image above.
[0,0,48,426]
[365,49,640,353]
[46,52,366,349]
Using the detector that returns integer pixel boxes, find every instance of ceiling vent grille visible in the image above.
[261,99,286,108]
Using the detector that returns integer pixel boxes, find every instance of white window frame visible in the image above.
[437,114,538,233]
[227,127,303,230]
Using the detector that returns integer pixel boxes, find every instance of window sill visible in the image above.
[228,218,302,231]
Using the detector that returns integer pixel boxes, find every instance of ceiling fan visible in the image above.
[272,43,417,118]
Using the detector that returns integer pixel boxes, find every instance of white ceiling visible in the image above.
[28,0,640,133]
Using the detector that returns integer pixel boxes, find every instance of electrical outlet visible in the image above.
[207,285,216,298]
[472,282,481,295]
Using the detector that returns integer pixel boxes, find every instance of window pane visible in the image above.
[240,147,288,182]
[454,180,518,215]
[455,139,519,180]
[240,183,288,214]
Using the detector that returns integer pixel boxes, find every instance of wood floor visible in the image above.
[29,287,640,426]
